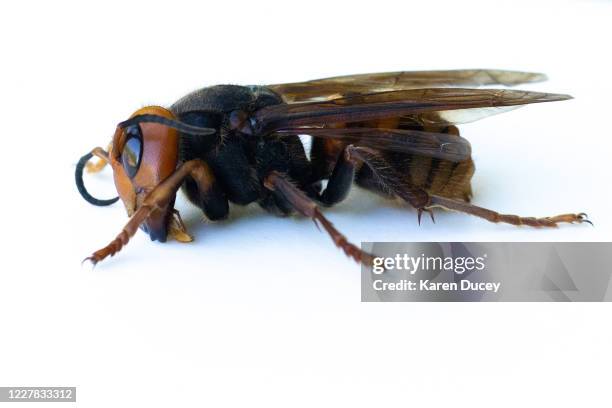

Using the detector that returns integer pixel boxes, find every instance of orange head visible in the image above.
[107,106,180,241]
[75,106,218,263]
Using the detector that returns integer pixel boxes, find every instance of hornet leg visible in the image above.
[181,160,229,221]
[314,145,358,207]
[264,171,374,265]
[86,144,112,173]
[348,146,591,228]
[347,146,433,223]
[85,159,219,265]
[309,147,357,207]
[428,195,591,228]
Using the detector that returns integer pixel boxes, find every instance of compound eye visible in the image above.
[121,125,143,178]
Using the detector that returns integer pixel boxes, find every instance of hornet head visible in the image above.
[75,106,217,263]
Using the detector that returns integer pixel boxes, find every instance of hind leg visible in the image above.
[348,146,434,222]
[308,143,431,218]
[354,125,473,202]
[348,146,591,228]
[428,195,591,227]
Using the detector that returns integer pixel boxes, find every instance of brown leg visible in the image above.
[264,171,374,265]
[348,146,590,228]
[346,146,435,224]
[428,195,591,228]
[86,145,112,173]
[168,209,194,243]
[85,159,214,265]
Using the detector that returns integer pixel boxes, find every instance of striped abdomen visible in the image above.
[310,117,475,202]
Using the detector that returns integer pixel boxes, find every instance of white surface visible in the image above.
[1,0,611,406]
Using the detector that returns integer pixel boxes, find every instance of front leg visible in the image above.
[85,159,217,265]
[86,144,112,173]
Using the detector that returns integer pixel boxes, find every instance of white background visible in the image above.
[1,0,611,406]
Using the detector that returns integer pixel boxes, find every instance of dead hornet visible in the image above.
[75,69,591,265]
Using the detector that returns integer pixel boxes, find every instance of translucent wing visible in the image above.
[405,106,522,126]
[268,69,548,103]
[252,88,571,131]
[275,127,471,162]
